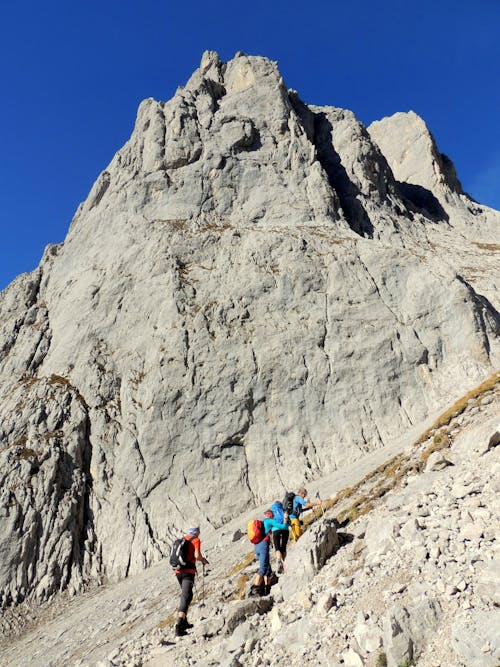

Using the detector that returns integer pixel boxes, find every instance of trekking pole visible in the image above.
[200,563,206,608]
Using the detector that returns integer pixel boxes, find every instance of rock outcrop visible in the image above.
[0,50,499,608]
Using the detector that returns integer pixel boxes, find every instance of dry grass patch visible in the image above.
[420,431,451,466]
[158,612,177,629]
[225,574,251,602]
[473,242,500,251]
[416,371,500,445]
[202,222,234,232]
[341,500,375,524]
[235,574,250,599]
[17,447,38,461]
[48,374,72,387]
[225,551,255,577]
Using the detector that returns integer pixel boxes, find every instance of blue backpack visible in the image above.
[271,501,285,524]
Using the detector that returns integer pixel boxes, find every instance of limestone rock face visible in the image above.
[0,51,499,607]
[368,110,499,244]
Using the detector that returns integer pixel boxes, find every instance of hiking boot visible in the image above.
[248,584,264,598]
[175,617,188,637]
[276,559,284,574]
[184,619,194,629]
[263,584,271,596]
[175,622,187,637]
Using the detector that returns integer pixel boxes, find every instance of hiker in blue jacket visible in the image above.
[249,509,289,597]
[290,487,322,541]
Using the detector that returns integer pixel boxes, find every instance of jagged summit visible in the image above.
[0,51,498,610]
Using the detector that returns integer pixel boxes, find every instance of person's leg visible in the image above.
[274,529,288,570]
[274,531,285,572]
[282,529,289,563]
[176,573,194,634]
[290,518,302,541]
[263,541,273,594]
[250,542,267,595]
[177,574,194,616]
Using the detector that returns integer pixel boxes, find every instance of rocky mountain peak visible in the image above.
[0,52,498,615]
[368,110,465,214]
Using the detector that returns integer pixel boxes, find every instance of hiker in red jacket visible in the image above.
[174,527,208,637]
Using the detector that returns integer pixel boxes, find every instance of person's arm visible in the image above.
[304,498,322,510]
[194,539,209,564]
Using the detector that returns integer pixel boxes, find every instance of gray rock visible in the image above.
[382,598,441,667]
[315,590,335,615]
[364,515,399,560]
[341,647,364,666]
[483,426,500,454]
[353,621,383,654]
[279,518,339,600]
[475,560,500,606]
[226,619,255,653]
[231,529,245,542]
[424,451,454,472]
[197,613,225,638]
[451,611,500,667]
[223,597,273,635]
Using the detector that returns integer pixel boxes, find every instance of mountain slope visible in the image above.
[0,51,498,608]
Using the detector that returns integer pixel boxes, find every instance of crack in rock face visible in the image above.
[0,50,499,608]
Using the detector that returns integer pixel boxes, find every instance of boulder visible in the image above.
[424,450,454,472]
[279,518,339,600]
[475,560,500,606]
[341,648,364,667]
[354,621,383,654]
[364,515,399,560]
[382,598,441,667]
[451,611,500,667]
[223,597,273,634]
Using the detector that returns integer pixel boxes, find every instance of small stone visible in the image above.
[339,575,354,588]
[341,647,364,666]
[269,607,282,633]
[316,591,335,615]
[390,582,407,595]
[295,590,313,610]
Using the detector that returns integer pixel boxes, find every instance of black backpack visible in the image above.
[282,491,296,515]
[169,537,189,569]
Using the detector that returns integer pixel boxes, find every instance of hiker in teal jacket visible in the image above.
[249,509,289,597]
[270,500,290,573]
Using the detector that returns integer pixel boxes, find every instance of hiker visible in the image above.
[173,527,208,637]
[270,500,290,573]
[249,509,289,597]
[289,487,322,541]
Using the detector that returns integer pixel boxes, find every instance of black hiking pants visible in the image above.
[272,529,289,558]
[176,572,195,614]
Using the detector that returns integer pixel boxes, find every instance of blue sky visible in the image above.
[1,0,499,291]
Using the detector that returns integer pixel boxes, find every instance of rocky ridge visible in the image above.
[0,50,499,610]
